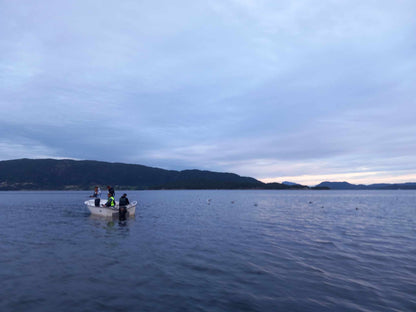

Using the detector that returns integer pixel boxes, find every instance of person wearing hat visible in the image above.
[118,193,130,221]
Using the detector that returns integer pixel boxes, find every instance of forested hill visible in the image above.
[0,158,307,190]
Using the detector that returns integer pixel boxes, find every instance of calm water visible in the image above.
[0,190,415,312]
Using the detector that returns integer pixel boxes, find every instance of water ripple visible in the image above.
[0,190,415,311]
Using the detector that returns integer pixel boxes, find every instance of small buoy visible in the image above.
[309,201,313,204]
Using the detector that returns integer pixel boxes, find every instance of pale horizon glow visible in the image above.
[260,172,416,187]
[1,1,416,186]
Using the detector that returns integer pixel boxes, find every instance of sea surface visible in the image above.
[0,190,415,312]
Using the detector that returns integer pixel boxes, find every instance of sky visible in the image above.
[1,0,415,186]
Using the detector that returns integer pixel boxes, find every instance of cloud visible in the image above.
[1,0,416,184]
[0,139,59,160]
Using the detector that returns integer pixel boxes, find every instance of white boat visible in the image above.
[84,199,137,217]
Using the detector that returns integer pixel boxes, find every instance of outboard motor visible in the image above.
[94,198,100,207]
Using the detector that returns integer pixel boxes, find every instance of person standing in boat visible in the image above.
[118,193,130,221]
[90,186,101,206]
[102,193,115,208]
[107,185,115,197]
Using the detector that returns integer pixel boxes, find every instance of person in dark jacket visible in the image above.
[118,193,129,221]
[119,193,130,206]
[107,185,115,197]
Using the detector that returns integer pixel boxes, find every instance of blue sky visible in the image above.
[1,0,415,186]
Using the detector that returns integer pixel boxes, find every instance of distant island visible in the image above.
[315,181,416,190]
[0,159,414,191]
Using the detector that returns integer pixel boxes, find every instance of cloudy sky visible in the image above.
[1,0,415,185]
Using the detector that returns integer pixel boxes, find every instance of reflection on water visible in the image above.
[0,190,415,312]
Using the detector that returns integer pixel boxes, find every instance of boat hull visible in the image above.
[84,199,137,217]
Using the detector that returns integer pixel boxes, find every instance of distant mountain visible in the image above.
[3,159,413,191]
[0,158,308,191]
[315,181,367,190]
[282,181,299,186]
[281,181,328,190]
[315,181,416,190]
[262,182,308,190]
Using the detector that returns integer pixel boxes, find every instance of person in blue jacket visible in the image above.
[90,186,101,206]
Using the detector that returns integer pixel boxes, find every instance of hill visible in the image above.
[315,181,416,190]
[0,158,306,190]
